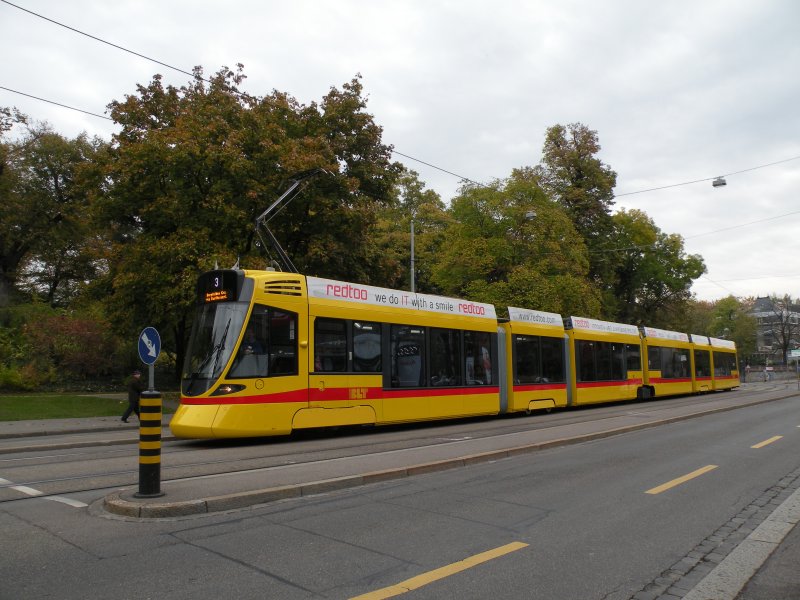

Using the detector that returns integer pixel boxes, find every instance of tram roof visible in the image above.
[708,337,737,350]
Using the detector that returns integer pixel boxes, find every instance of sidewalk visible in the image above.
[1,385,799,599]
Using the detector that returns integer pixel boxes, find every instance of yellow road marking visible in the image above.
[349,542,529,600]
[646,465,718,495]
[751,435,783,449]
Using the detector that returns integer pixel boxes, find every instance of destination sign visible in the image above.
[198,270,240,304]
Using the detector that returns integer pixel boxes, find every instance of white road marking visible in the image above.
[0,476,87,507]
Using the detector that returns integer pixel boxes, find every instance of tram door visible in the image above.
[308,317,381,414]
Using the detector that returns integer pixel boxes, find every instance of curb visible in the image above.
[682,483,800,600]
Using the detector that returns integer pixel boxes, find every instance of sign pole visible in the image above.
[135,327,164,498]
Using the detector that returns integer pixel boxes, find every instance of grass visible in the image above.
[0,393,178,421]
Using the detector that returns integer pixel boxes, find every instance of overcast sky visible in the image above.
[3,0,799,303]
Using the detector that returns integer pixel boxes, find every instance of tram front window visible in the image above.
[182,301,248,396]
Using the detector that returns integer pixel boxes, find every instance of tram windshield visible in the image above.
[182,301,249,396]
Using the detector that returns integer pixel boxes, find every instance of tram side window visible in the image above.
[713,351,735,376]
[596,342,613,380]
[577,340,597,382]
[626,344,642,372]
[676,349,690,378]
[228,305,297,378]
[430,328,462,386]
[577,340,625,382]
[648,346,663,372]
[660,347,690,379]
[391,325,425,387]
[514,335,542,384]
[611,343,625,380]
[353,321,382,372]
[465,330,493,385]
[315,318,347,372]
[694,350,711,377]
[267,308,297,375]
[516,336,565,384]
[540,336,566,383]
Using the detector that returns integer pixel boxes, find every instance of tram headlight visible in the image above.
[211,384,246,396]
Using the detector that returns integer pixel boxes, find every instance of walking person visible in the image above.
[122,370,144,423]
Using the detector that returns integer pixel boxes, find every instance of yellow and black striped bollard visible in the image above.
[135,390,165,498]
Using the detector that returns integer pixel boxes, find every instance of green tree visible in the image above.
[373,168,450,292]
[94,67,401,378]
[708,296,756,358]
[430,170,601,316]
[679,299,715,336]
[536,123,617,293]
[608,209,705,327]
[0,118,103,307]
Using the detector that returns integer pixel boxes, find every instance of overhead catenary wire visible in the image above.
[1,0,484,189]
[0,86,113,121]
[615,155,800,197]
[4,0,799,204]
[390,150,488,188]
[0,0,197,81]
[6,79,800,277]
[5,81,800,264]
[3,0,800,295]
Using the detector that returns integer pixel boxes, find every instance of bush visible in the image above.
[0,365,36,391]
[24,313,118,378]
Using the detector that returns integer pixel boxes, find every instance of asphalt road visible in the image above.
[0,386,799,599]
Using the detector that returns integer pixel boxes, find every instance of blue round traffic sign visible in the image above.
[138,327,161,365]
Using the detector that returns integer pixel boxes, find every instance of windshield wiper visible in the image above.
[185,318,232,395]
[210,318,232,379]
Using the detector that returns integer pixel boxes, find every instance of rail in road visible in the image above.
[0,382,797,518]
[107,383,799,518]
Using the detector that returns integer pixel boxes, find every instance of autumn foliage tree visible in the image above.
[92,67,401,377]
[536,124,617,290]
[0,88,728,388]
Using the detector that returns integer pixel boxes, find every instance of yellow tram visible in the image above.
[171,269,739,439]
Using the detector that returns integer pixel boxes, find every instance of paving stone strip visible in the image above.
[629,465,800,600]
